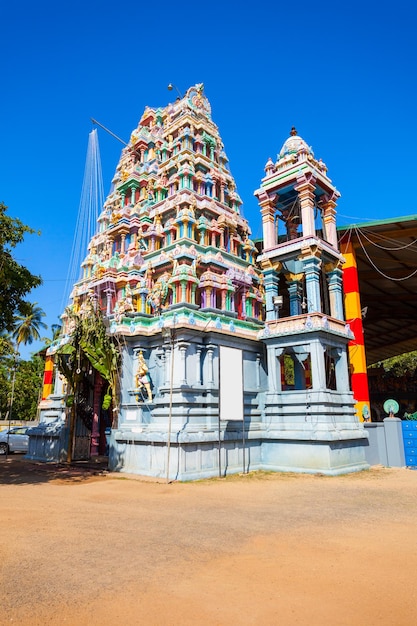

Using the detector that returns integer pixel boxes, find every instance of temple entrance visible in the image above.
[72,416,91,461]
[71,375,110,460]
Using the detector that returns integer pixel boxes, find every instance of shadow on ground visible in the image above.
[0,456,109,485]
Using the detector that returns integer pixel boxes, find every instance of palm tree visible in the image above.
[42,321,63,349]
[12,302,47,349]
[51,323,62,341]
[0,330,14,358]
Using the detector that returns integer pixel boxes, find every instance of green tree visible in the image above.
[56,302,121,461]
[372,351,417,378]
[12,302,47,347]
[0,331,14,359]
[12,356,45,421]
[0,352,44,422]
[0,202,42,332]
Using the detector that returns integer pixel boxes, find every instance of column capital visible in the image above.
[325,261,344,275]
[260,259,282,272]
[285,272,304,283]
[294,172,316,194]
[300,244,322,261]
[318,191,340,210]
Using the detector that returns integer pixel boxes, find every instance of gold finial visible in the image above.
[290,127,297,136]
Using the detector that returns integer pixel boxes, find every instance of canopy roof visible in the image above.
[338,215,417,365]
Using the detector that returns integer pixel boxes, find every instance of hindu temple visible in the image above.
[31,84,368,479]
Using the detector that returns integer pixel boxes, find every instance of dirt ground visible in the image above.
[1,459,417,626]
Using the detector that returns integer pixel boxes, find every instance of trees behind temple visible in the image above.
[0,202,42,331]
[0,202,45,421]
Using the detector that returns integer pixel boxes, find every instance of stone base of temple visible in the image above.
[260,437,369,476]
[108,426,369,481]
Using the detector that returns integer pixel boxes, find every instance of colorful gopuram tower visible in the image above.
[34,87,368,478]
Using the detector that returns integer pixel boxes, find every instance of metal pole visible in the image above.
[91,119,141,159]
[242,417,246,474]
[241,356,246,474]
[218,352,222,478]
[5,352,18,460]
[166,333,175,483]
[218,412,222,478]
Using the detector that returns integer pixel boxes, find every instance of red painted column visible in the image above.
[41,355,54,400]
[341,238,371,421]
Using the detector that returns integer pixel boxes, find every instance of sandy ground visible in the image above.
[1,459,417,626]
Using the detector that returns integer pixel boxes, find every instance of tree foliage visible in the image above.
[0,202,42,332]
[372,351,417,378]
[56,302,121,426]
[0,353,44,421]
[13,302,47,347]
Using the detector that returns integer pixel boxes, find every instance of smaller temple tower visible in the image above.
[254,128,367,473]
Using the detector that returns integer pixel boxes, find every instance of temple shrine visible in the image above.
[33,84,368,479]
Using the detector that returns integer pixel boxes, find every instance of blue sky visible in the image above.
[2,0,416,358]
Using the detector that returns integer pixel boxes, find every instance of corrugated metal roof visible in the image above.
[339,216,417,364]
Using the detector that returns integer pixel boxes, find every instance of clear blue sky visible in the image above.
[2,0,416,358]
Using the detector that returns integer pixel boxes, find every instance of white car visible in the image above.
[0,427,30,455]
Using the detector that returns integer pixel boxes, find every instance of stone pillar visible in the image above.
[263,266,280,322]
[266,346,284,393]
[327,265,345,320]
[241,289,247,320]
[180,281,187,303]
[302,256,322,313]
[384,418,406,467]
[178,342,189,385]
[206,344,215,386]
[295,175,316,238]
[205,287,212,308]
[333,347,350,392]
[320,195,338,248]
[293,348,310,390]
[219,226,225,249]
[196,345,204,385]
[310,341,326,390]
[220,181,225,202]
[104,288,114,316]
[286,274,303,316]
[221,289,227,311]
[164,346,172,386]
[256,353,261,389]
[191,284,197,305]
[230,290,235,313]
[259,196,277,250]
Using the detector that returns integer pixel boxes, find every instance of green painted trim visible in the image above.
[337,214,417,231]
[260,163,308,188]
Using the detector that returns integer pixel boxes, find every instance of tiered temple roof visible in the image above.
[67,84,264,338]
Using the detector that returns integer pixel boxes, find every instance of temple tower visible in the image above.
[35,85,266,478]
[254,128,368,472]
